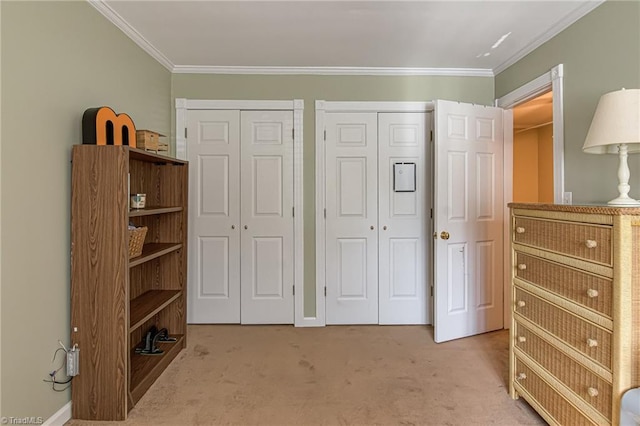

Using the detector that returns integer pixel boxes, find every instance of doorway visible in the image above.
[512,91,554,203]
[495,64,565,326]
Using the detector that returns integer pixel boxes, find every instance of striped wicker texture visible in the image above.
[515,322,612,420]
[515,252,613,318]
[514,359,593,426]
[632,225,640,387]
[509,203,640,216]
[128,226,147,259]
[514,217,612,266]
[515,288,612,369]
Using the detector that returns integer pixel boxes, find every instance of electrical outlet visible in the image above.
[563,191,573,205]
[67,346,79,376]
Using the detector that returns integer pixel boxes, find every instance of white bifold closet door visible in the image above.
[187,109,294,324]
[325,112,429,325]
[378,113,428,325]
[325,113,379,324]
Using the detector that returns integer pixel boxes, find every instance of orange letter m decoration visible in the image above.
[82,106,137,148]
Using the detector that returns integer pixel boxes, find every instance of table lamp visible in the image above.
[583,88,640,205]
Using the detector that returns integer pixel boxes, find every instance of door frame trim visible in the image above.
[496,64,565,204]
[315,101,434,327]
[495,63,565,328]
[175,98,306,326]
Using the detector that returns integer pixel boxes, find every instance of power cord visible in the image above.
[43,341,74,392]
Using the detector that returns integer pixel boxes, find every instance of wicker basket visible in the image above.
[128,226,148,258]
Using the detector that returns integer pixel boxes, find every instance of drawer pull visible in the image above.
[517,264,527,271]
[517,336,526,343]
[585,239,598,249]
[516,300,526,308]
[516,227,525,234]
[516,372,527,380]
[587,289,599,298]
[587,387,599,397]
[587,338,598,348]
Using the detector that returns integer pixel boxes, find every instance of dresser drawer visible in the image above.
[513,217,612,265]
[514,321,612,420]
[514,288,612,369]
[514,358,594,426]
[515,252,612,318]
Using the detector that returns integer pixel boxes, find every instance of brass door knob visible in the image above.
[440,231,450,240]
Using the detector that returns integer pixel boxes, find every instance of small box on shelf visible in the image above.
[136,130,165,152]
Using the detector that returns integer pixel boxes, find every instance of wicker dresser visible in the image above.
[509,203,640,425]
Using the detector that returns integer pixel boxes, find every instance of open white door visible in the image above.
[434,100,504,343]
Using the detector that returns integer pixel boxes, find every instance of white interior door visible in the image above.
[378,112,430,324]
[240,111,294,324]
[187,110,241,323]
[434,100,504,343]
[325,113,379,324]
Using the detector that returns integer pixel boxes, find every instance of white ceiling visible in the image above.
[97,0,604,75]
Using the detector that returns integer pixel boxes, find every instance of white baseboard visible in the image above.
[43,401,71,426]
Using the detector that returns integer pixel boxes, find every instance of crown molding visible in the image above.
[493,0,604,75]
[172,65,494,77]
[87,0,174,71]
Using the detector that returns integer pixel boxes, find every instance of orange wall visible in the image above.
[513,125,554,203]
[537,124,554,202]
[513,129,539,202]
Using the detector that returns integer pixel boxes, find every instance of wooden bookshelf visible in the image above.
[71,145,188,420]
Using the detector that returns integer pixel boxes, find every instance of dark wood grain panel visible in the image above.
[71,145,129,420]
[129,243,182,267]
[157,294,186,336]
[129,290,181,332]
[129,206,183,217]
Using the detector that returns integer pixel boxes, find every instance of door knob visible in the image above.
[440,231,450,240]
[231,225,235,230]
[383,226,388,231]
[244,225,248,230]
[370,225,374,230]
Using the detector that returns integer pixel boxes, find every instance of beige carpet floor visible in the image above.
[67,325,544,426]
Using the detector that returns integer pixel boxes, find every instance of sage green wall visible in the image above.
[172,74,495,315]
[1,1,171,419]
[496,1,640,204]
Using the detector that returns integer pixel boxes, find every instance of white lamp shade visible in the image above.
[583,88,640,154]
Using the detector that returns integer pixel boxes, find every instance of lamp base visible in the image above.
[607,196,640,206]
